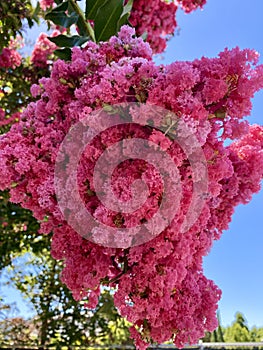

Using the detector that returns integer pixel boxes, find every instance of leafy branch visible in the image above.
[44,0,133,60]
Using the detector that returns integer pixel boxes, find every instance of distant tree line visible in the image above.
[203,312,263,343]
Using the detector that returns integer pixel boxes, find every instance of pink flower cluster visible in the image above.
[40,0,54,10]
[1,26,263,348]
[0,109,21,128]
[177,0,207,13]
[0,47,22,69]
[129,0,206,53]
[129,0,177,53]
[31,32,58,68]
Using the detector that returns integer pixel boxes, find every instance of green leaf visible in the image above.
[117,0,133,29]
[27,17,34,28]
[117,15,130,31]
[141,31,148,41]
[123,0,133,15]
[85,0,107,19]
[52,1,69,12]
[214,107,226,119]
[54,48,72,61]
[31,1,41,25]
[45,11,79,28]
[76,17,88,37]
[94,0,124,42]
[67,1,87,37]
[48,34,89,47]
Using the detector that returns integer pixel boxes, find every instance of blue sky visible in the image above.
[159,0,263,328]
[2,0,263,330]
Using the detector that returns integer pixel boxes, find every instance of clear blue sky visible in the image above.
[2,0,263,330]
[157,0,263,328]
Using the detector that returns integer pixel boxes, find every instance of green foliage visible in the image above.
[4,250,132,346]
[44,0,94,52]
[53,11,80,28]
[203,311,263,343]
[250,326,263,342]
[0,191,43,268]
[44,0,133,58]
[117,0,133,31]
[45,1,79,28]
[0,190,131,346]
[202,311,225,343]
[0,62,30,116]
[86,0,107,19]
[93,0,124,41]
[53,48,72,61]
[48,34,89,47]
[224,312,250,342]
[85,0,131,41]
[0,0,39,51]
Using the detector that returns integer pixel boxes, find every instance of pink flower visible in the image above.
[30,84,42,98]
[0,26,263,349]
[0,48,22,69]
[129,0,207,53]
[39,0,54,10]
[31,32,57,68]
[129,0,177,53]
[177,0,207,13]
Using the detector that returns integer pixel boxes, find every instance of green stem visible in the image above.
[68,0,96,42]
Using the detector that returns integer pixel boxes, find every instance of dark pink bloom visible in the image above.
[39,0,54,10]
[31,32,58,68]
[0,48,22,69]
[0,26,262,349]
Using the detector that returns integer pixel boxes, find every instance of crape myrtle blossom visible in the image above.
[0,26,263,349]
[129,0,206,53]
[31,31,59,68]
[40,0,54,10]
[128,0,178,53]
[176,0,206,13]
[0,47,22,69]
[0,36,24,69]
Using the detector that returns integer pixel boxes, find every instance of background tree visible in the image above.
[202,311,225,342]
[0,0,38,50]
[250,326,263,342]
[203,312,263,343]
[0,190,131,346]
[222,313,250,343]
